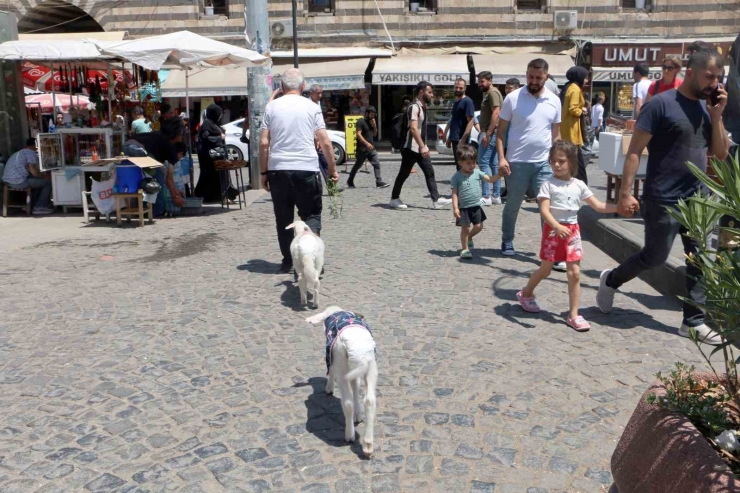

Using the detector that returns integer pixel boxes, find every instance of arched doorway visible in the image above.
[17,0,104,34]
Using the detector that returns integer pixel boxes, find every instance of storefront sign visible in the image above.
[272,75,365,91]
[591,68,670,82]
[592,41,733,67]
[371,73,468,86]
[344,115,362,160]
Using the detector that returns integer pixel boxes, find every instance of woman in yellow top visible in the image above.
[560,66,590,184]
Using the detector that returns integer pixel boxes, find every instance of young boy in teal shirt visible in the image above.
[451,145,507,259]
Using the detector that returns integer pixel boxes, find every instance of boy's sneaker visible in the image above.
[389,199,407,210]
[480,197,493,206]
[431,198,452,209]
[501,241,515,256]
[596,269,617,313]
[376,181,390,189]
[468,239,474,249]
[491,196,502,205]
[460,249,473,259]
[678,323,722,345]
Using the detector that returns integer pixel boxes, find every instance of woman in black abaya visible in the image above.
[195,104,237,203]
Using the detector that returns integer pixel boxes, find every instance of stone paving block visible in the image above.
[0,161,698,492]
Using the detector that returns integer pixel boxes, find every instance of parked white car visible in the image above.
[436,110,480,155]
[221,118,347,165]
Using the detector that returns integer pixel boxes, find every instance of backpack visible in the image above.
[390,111,408,151]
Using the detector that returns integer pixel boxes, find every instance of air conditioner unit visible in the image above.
[553,10,577,31]
[271,19,294,38]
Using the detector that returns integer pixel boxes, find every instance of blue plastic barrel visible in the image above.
[115,165,142,193]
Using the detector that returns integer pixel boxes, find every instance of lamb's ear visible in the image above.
[285,223,296,230]
[306,309,331,324]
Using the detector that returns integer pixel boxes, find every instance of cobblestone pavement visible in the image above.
[0,162,708,493]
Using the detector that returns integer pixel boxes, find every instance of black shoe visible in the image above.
[280,261,293,274]
[376,181,390,189]
[347,181,356,189]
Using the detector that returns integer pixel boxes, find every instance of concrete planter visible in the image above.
[611,376,740,493]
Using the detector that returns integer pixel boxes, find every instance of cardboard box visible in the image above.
[84,156,163,169]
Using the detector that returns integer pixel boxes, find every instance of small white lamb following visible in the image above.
[286,221,324,308]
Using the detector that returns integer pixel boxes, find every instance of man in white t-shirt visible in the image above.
[259,68,339,273]
[632,64,652,119]
[496,58,562,257]
[591,93,605,137]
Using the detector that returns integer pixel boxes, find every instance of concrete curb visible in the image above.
[579,206,687,299]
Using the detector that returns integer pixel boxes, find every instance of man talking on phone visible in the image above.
[596,48,730,344]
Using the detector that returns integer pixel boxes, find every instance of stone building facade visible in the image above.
[6,0,740,48]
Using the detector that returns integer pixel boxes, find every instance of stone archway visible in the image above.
[16,0,105,34]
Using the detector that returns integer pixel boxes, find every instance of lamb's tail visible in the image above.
[345,355,371,382]
[301,252,319,286]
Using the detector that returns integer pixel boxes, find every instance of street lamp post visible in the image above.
[245,0,272,190]
[292,0,299,68]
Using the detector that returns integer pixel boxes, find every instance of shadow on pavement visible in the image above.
[278,280,310,311]
[293,377,367,460]
[427,249,493,264]
[237,259,282,274]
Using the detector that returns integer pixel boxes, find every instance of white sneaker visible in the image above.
[678,323,722,345]
[553,261,566,272]
[596,269,617,313]
[389,199,407,210]
[32,207,54,215]
[431,198,452,209]
[491,196,502,205]
[480,197,493,206]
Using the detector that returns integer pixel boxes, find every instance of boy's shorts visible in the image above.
[540,223,583,262]
[456,206,487,227]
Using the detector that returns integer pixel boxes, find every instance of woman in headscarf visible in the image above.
[195,104,237,203]
[560,66,590,184]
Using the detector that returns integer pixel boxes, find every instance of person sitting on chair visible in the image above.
[2,138,53,215]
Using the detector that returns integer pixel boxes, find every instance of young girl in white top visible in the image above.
[517,140,617,331]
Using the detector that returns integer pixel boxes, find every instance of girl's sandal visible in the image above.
[567,316,591,332]
[516,291,540,313]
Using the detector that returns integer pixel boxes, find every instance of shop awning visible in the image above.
[471,54,573,84]
[19,31,128,42]
[161,67,248,97]
[371,55,469,86]
[272,47,392,58]
[272,58,371,91]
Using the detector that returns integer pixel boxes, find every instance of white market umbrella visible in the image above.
[25,93,94,112]
[92,30,268,71]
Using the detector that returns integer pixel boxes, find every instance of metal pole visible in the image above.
[245,0,272,190]
[292,0,299,68]
[106,63,113,129]
[51,64,56,125]
[185,69,190,122]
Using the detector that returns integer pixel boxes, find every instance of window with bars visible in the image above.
[409,0,438,12]
[516,0,545,10]
[621,0,652,8]
[308,0,335,13]
[214,0,228,16]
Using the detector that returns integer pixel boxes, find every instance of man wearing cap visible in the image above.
[347,105,389,189]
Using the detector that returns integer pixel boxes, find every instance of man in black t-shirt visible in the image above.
[597,49,730,344]
[347,106,389,188]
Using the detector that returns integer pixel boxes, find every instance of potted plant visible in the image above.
[611,153,740,492]
[204,0,214,16]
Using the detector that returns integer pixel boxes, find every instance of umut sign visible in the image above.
[591,41,732,67]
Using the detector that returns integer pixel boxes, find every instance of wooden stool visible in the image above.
[114,190,153,227]
[2,184,32,217]
[605,172,646,204]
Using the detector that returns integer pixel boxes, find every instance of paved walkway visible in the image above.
[0,162,707,493]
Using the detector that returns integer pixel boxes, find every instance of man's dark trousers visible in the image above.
[348,148,383,185]
[268,170,323,266]
[391,148,441,202]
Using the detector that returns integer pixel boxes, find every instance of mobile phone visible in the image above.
[710,83,724,106]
